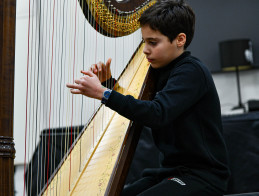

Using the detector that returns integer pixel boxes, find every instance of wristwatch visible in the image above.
[101,89,112,104]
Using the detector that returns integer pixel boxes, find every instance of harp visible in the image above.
[9,0,157,195]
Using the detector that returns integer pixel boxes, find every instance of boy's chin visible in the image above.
[150,63,166,69]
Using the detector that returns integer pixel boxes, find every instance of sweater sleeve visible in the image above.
[101,77,117,89]
[105,63,208,129]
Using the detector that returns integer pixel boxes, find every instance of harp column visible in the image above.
[0,0,16,195]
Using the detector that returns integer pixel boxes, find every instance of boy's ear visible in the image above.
[176,33,186,48]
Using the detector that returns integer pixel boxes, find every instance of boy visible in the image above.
[66,0,230,195]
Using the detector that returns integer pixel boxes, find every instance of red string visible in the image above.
[23,0,31,195]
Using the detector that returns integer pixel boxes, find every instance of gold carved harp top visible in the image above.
[79,0,156,37]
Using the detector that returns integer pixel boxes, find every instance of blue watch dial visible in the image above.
[101,89,112,104]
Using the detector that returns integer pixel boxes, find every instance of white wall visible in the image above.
[14,0,30,165]
[14,2,29,196]
[213,71,259,115]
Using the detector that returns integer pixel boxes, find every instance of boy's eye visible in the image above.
[149,41,157,46]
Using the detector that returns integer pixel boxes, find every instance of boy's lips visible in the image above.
[147,58,153,62]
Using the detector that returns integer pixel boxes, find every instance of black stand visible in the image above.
[232,65,246,112]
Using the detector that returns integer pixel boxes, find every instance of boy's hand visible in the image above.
[66,70,106,100]
[90,58,112,83]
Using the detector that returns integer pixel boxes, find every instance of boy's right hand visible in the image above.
[90,58,112,83]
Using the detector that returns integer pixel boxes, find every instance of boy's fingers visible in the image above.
[81,70,92,76]
[87,70,95,77]
[81,70,87,75]
[70,89,82,94]
[90,64,98,73]
[90,59,111,73]
[106,58,112,69]
[97,63,102,71]
[97,61,104,69]
[66,83,77,89]
[67,83,86,91]
[74,79,83,85]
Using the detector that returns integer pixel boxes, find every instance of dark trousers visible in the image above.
[121,174,223,196]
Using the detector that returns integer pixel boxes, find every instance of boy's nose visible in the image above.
[143,45,150,55]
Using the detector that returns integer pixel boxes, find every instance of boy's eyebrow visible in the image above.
[142,37,159,41]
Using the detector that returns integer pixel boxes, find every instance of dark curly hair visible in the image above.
[139,0,195,49]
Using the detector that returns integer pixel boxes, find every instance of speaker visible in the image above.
[219,39,254,71]
[248,100,259,112]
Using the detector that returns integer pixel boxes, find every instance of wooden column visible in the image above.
[0,0,16,195]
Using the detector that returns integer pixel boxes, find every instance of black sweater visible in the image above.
[105,51,230,191]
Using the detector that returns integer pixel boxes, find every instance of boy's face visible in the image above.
[141,25,184,69]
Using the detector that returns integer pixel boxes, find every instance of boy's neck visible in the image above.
[168,50,190,67]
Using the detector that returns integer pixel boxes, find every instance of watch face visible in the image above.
[102,89,111,104]
[104,90,111,98]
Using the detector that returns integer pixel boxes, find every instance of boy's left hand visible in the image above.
[66,70,106,100]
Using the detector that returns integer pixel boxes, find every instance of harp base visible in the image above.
[0,136,15,196]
